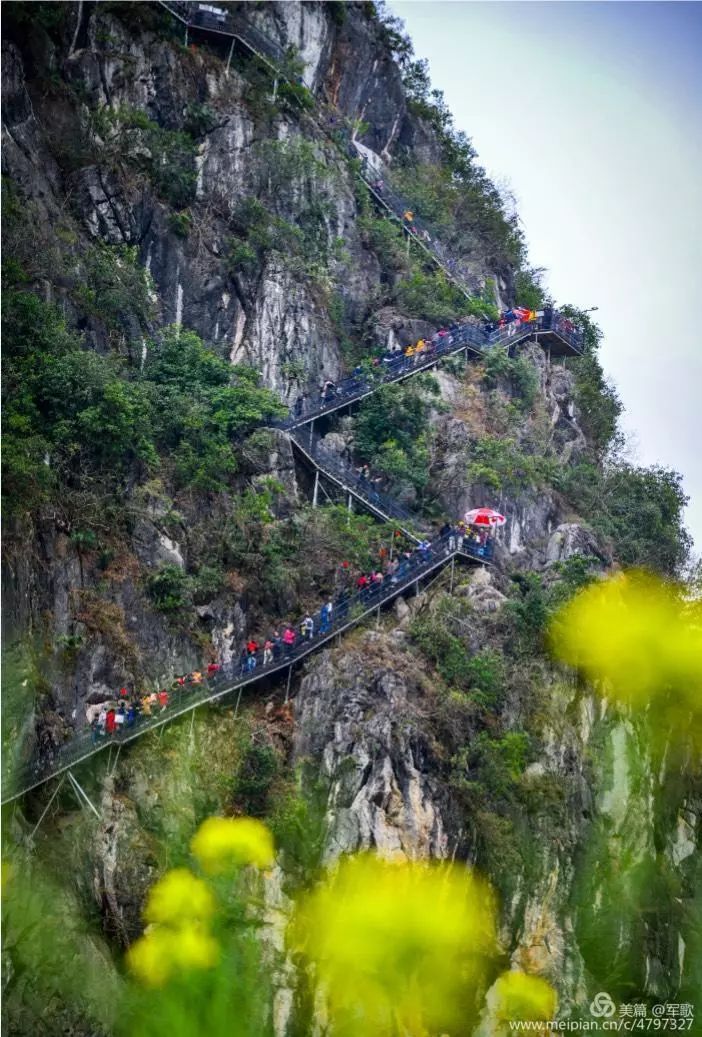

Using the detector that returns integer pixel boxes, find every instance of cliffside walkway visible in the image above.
[2,533,489,805]
[279,314,581,430]
[3,7,583,807]
[288,428,425,540]
[157,0,494,301]
[156,3,583,353]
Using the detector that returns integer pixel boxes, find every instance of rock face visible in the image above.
[1,0,536,729]
[294,639,448,862]
[431,350,588,570]
[546,522,605,564]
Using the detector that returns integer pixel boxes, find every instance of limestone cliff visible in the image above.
[1,3,697,1035]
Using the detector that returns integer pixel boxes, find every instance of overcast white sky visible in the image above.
[392,0,702,552]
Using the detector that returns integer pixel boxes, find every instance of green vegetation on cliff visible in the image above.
[1,292,284,515]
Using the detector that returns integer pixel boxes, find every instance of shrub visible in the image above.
[1,290,284,514]
[92,106,197,208]
[146,564,190,613]
[168,211,192,239]
[183,102,218,138]
[572,351,622,457]
[358,211,409,277]
[504,573,550,655]
[278,79,315,112]
[353,377,440,495]
[514,267,548,310]
[224,237,258,276]
[451,731,531,802]
[395,270,468,324]
[466,435,558,493]
[411,607,504,708]
[73,243,155,337]
[560,458,691,578]
[233,742,281,817]
[596,463,691,577]
[228,192,338,287]
[328,0,347,26]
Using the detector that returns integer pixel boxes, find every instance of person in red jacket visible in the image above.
[282,626,296,657]
[105,708,116,734]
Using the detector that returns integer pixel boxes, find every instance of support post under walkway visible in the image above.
[30,774,66,839]
[225,36,235,75]
[67,770,100,820]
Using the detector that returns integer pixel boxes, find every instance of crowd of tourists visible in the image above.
[233,521,489,677]
[291,319,482,421]
[76,124,516,753]
[85,664,223,743]
[81,522,493,746]
[289,300,581,425]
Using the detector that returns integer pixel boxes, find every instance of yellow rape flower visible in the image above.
[491,970,557,1024]
[143,868,215,928]
[190,816,275,874]
[172,923,219,971]
[550,571,702,704]
[127,924,219,988]
[290,854,497,1035]
[126,927,176,988]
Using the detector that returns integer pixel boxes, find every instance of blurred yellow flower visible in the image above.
[143,868,215,928]
[492,970,556,1023]
[1,859,14,894]
[291,854,497,1035]
[173,923,220,971]
[190,816,275,874]
[126,924,219,988]
[127,927,176,988]
[550,571,702,708]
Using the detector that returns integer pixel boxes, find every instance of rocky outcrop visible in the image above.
[546,522,606,565]
[294,637,448,861]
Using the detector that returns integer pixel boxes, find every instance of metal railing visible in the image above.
[157,3,585,360]
[278,323,485,428]
[1,4,580,803]
[3,530,492,803]
[288,427,424,534]
[276,313,584,429]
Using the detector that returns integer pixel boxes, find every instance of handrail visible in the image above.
[2,4,580,804]
[277,314,584,430]
[2,531,492,803]
[156,3,585,360]
[288,427,423,537]
[279,323,485,429]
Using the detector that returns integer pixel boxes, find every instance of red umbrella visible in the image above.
[464,508,506,528]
